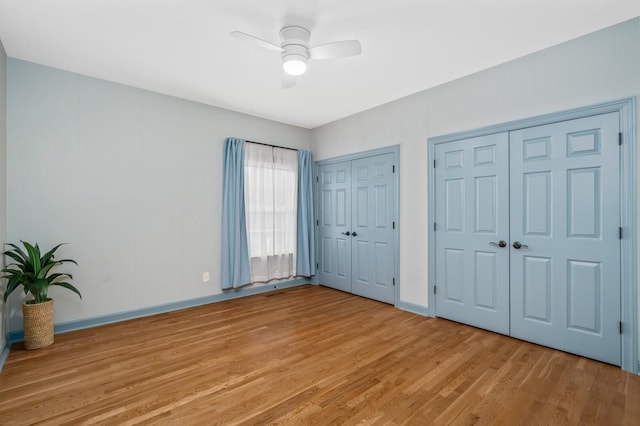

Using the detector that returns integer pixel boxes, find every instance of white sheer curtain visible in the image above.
[244,143,298,282]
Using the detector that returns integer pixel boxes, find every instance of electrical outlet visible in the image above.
[202,272,210,282]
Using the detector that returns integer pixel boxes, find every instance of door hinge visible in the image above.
[434,285,437,295]
[392,277,396,286]
[433,159,436,168]
[433,222,436,231]
[392,165,395,173]
[393,221,395,229]
[316,176,319,182]
[316,263,319,269]
[620,321,623,334]
[316,219,319,226]
[619,227,623,239]
[619,132,623,146]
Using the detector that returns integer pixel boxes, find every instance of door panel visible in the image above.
[567,260,601,333]
[435,133,510,335]
[475,176,497,233]
[522,255,552,323]
[317,162,352,292]
[523,172,551,236]
[474,251,497,310]
[509,112,620,365]
[445,179,464,231]
[351,154,395,304]
[444,248,464,303]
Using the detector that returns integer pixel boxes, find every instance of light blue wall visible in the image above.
[0,38,7,356]
[5,59,312,332]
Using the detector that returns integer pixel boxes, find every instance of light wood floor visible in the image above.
[0,285,639,425]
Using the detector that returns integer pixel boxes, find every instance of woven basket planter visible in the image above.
[22,299,54,350]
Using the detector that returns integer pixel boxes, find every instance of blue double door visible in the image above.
[317,153,396,304]
[434,113,621,365]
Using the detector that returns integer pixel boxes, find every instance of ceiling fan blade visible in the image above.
[230,31,283,52]
[282,74,298,89]
[310,40,361,59]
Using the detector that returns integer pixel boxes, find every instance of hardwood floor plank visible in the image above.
[0,285,639,425]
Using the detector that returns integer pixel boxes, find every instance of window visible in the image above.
[243,143,298,282]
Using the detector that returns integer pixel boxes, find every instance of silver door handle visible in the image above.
[512,241,528,249]
[489,240,507,248]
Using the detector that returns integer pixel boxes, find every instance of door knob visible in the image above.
[512,241,528,249]
[489,240,507,248]
[351,232,358,237]
[341,231,351,236]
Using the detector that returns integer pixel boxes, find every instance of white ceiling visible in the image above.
[0,1,638,129]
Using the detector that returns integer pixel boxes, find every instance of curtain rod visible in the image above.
[246,140,297,151]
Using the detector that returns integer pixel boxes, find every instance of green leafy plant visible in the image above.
[2,241,81,304]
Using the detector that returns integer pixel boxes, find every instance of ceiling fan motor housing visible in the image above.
[279,26,311,48]
[280,26,311,75]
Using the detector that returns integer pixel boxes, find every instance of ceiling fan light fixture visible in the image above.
[282,54,308,76]
[231,24,361,86]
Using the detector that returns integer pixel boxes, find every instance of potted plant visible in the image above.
[1,241,81,350]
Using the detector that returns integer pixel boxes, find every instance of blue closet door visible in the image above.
[509,112,621,366]
[351,153,395,304]
[317,153,396,304]
[317,161,352,293]
[434,112,622,365]
[434,133,510,334]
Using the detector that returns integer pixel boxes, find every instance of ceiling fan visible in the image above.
[230,26,362,88]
